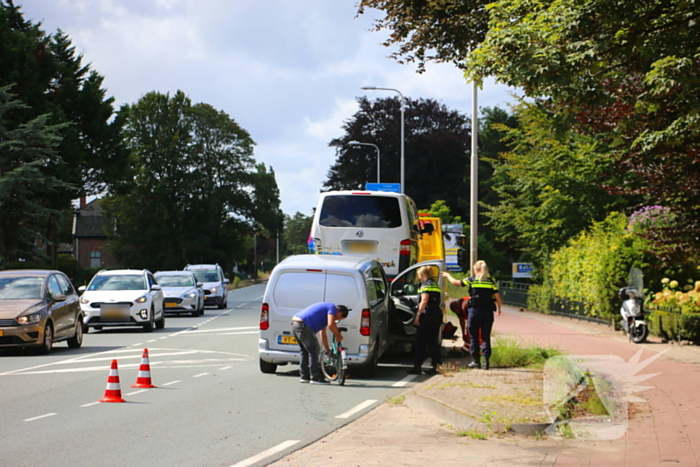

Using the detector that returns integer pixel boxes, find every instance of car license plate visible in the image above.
[203,296,208,300]
[100,304,130,322]
[0,330,3,336]
[345,240,376,254]
[165,302,178,308]
[278,335,298,345]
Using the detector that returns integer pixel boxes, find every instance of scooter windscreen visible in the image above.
[627,267,644,297]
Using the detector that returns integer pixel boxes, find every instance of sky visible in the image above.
[16,0,518,216]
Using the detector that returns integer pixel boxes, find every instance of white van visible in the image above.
[308,190,420,279]
[258,254,446,376]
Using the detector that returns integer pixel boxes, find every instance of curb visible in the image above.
[405,392,551,435]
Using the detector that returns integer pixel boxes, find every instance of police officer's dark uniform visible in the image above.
[461,276,499,369]
[408,278,443,374]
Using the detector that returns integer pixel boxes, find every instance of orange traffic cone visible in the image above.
[100,359,126,403]
[131,348,157,388]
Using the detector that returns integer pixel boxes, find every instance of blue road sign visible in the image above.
[366,183,401,193]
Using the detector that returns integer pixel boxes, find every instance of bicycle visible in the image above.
[320,327,347,385]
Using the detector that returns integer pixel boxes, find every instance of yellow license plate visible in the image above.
[278,335,298,345]
[165,302,178,308]
[0,330,3,336]
[203,296,208,300]
[346,241,376,254]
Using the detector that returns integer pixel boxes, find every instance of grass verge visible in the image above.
[489,336,562,369]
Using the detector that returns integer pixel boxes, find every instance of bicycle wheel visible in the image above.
[337,352,346,386]
[320,352,340,381]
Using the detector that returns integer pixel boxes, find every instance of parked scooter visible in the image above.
[618,267,648,343]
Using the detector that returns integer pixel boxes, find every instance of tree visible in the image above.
[104,90,282,271]
[359,0,700,263]
[0,86,72,265]
[467,0,700,262]
[324,96,471,211]
[474,106,519,271]
[0,1,127,263]
[357,0,490,72]
[280,212,313,258]
[485,101,631,268]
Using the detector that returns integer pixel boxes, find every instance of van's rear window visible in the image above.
[319,195,402,228]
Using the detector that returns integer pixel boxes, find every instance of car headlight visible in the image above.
[80,297,90,304]
[184,292,196,298]
[16,313,41,325]
[210,287,219,294]
[135,296,148,303]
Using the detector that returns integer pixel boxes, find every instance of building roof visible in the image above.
[74,213,113,237]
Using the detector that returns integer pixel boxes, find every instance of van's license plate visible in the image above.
[278,335,298,345]
[345,240,375,254]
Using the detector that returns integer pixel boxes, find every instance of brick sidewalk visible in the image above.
[493,307,700,465]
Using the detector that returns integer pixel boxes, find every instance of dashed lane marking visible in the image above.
[230,440,300,467]
[393,374,417,387]
[335,399,378,419]
[23,413,57,422]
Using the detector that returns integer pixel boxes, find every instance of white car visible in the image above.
[154,270,205,317]
[79,269,165,332]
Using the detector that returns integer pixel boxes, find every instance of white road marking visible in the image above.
[219,366,233,370]
[230,440,300,467]
[170,326,257,336]
[162,380,181,386]
[335,400,377,419]
[80,402,100,408]
[193,373,209,378]
[24,413,57,422]
[393,375,417,387]
[125,389,148,396]
[234,297,262,310]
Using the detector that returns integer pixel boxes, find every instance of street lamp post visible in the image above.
[348,141,381,183]
[470,82,478,267]
[361,86,405,194]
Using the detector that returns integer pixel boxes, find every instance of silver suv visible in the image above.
[184,264,229,309]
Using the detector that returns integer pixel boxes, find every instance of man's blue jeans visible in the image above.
[291,320,321,380]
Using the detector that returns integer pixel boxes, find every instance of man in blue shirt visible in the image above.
[291,302,349,384]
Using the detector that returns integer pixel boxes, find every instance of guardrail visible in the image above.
[498,281,530,308]
[498,281,612,326]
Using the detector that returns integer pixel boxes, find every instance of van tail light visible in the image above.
[360,308,371,336]
[260,303,270,330]
[400,239,411,256]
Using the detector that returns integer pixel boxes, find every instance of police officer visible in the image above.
[443,260,502,370]
[408,266,443,375]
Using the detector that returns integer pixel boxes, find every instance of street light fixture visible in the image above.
[348,141,381,183]
[361,86,405,194]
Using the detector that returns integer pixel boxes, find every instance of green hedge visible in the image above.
[648,307,700,343]
[532,212,649,321]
